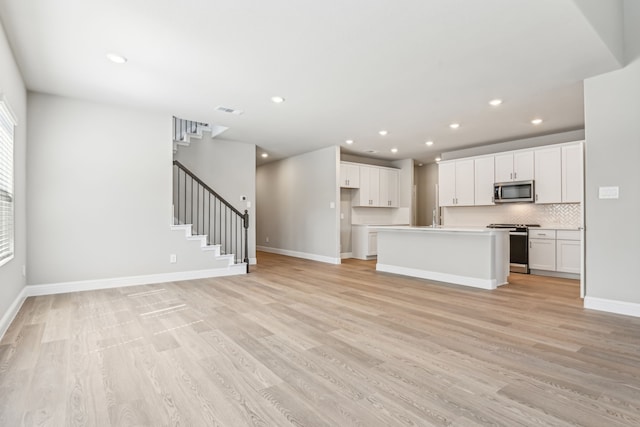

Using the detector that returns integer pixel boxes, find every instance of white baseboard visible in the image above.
[376,263,500,290]
[340,252,353,259]
[257,246,340,265]
[584,296,640,318]
[25,266,246,297]
[249,258,258,265]
[0,287,27,341]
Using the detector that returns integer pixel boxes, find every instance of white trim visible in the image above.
[0,94,18,125]
[340,252,353,259]
[584,296,640,318]
[376,263,502,290]
[0,254,14,268]
[249,258,258,265]
[25,266,246,297]
[529,269,580,280]
[0,287,27,340]
[257,246,340,265]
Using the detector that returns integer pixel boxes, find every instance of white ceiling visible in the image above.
[0,0,623,164]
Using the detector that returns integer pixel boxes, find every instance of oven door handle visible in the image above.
[510,232,528,236]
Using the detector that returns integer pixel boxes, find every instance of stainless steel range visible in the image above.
[487,224,540,273]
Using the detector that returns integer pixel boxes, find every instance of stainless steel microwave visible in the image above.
[494,180,534,203]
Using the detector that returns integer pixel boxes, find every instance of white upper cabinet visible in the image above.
[495,150,534,182]
[439,161,457,207]
[357,165,380,206]
[339,162,360,188]
[353,164,399,207]
[474,156,495,205]
[379,168,399,207]
[562,143,583,203]
[534,146,562,204]
[439,159,474,206]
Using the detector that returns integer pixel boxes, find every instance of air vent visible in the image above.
[215,105,244,115]
[364,149,378,154]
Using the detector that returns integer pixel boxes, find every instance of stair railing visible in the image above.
[173,116,209,142]
[172,160,249,273]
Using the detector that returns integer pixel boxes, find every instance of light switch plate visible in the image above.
[330,202,335,209]
[598,186,619,199]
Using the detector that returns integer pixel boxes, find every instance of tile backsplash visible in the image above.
[442,203,582,228]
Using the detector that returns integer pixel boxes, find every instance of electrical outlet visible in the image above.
[170,254,177,263]
[265,236,269,243]
[22,265,26,277]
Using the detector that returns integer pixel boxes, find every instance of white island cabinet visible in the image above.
[375,226,510,289]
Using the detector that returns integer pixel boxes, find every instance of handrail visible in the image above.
[173,160,249,272]
[173,160,244,218]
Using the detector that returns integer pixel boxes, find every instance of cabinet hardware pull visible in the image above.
[514,172,517,179]
[530,241,532,248]
[510,172,513,180]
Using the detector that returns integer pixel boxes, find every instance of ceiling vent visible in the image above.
[215,105,244,115]
[364,149,379,154]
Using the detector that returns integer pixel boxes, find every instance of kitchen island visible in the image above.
[374,226,510,290]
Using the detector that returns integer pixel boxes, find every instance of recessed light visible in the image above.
[449,123,460,129]
[271,96,285,103]
[106,53,127,64]
[345,139,354,145]
[379,130,388,136]
[489,99,503,106]
[261,153,268,158]
[418,163,424,167]
[435,157,442,162]
[425,140,434,146]
[391,148,398,153]
[531,118,543,125]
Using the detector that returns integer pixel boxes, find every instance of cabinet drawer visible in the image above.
[557,230,580,241]
[529,229,556,239]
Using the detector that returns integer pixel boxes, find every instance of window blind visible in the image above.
[0,98,15,265]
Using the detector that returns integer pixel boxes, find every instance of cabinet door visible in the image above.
[534,147,561,204]
[529,238,556,271]
[556,239,580,273]
[340,163,360,188]
[438,161,457,207]
[358,166,379,206]
[513,151,534,181]
[340,163,358,188]
[369,167,380,206]
[455,159,475,206]
[494,154,514,182]
[474,156,495,205]
[562,143,583,203]
[380,168,399,207]
[357,166,371,206]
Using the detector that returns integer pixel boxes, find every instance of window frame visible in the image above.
[0,95,17,268]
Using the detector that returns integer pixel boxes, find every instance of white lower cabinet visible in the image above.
[352,225,378,259]
[529,229,556,271]
[529,229,581,276]
[556,230,581,273]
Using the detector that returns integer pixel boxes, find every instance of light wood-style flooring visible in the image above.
[1,252,640,426]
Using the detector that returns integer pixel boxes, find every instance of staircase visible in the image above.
[172,117,248,274]
[172,116,228,154]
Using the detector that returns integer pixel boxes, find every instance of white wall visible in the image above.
[173,135,256,262]
[256,146,340,263]
[583,0,640,306]
[0,20,27,332]
[27,93,232,285]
